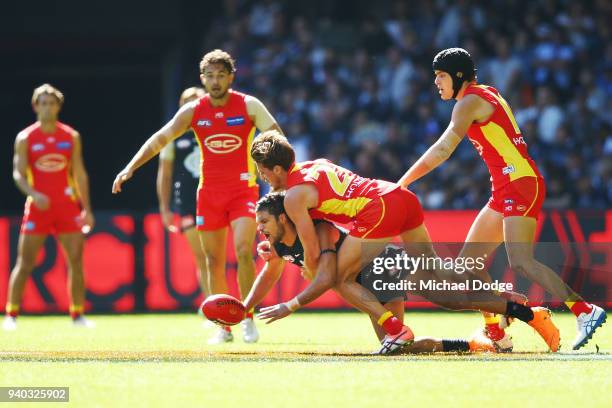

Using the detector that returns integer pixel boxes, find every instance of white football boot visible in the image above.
[573,304,606,350]
[2,316,17,331]
[375,326,414,355]
[207,327,234,345]
[241,318,260,343]
[72,316,96,328]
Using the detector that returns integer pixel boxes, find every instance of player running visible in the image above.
[112,49,283,344]
[3,84,95,330]
[246,192,498,354]
[157,87,213,319]
[398,48,606,350]
[250,131,559,353]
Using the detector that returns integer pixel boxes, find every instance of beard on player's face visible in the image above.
[271,222,285,243]
[262,219,284,243]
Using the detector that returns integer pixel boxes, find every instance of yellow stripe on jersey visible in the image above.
[246,126,257,187]
[290,162,303,173]
[474,85,520,134]
[26,166,33,185]
[362,196,386,239]
[318,196,372,218]
[66,172,79,201]
[193,132,205,188]
[481,122,537,181]
[523,177,539,216]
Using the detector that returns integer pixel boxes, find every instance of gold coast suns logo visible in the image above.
[204,134,242,154]
[35,153,67,172]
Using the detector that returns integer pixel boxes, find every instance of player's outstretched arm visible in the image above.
[258,223,339,324]
[13,132,49,210]
[397,95,482,188]
[112,103,195,194]
[243,248,285,312]
[71,131,95,230]
[157,144,176,232]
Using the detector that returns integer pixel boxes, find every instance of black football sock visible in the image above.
[505,301,534,323]
[441,339,470,352]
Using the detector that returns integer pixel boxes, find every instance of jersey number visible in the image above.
[307,164,354,196]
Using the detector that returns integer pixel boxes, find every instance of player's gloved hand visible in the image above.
[112,167,134,194]
[257,303,292,324]
[257,240,272,261]
[31,191,50,211]
[80,209,95,234]
[160,209,178,233]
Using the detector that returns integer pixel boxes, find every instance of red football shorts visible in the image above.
[196,185,259,231]
[487,176,546,219]
[350,187,424,239]
[21,199,82,235]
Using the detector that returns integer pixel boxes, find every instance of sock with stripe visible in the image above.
[378,311,403,336]
[5,303,19,318]
[69,304,84,320]
[565,299,593,317]
[483,313,505,341]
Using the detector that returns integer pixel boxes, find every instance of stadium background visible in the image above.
[1,0,610,313]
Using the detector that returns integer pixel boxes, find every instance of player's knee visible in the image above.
[205,252,221,267]
[508,258,533,277]
[14,257,36,274]
[234,242,252,263]
[65,251,82,267]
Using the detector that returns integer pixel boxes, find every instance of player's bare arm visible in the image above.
[243,246,285,312]
[156,146,176,232]
[293,222,339,307]
[112,102,196,193]
[13,132,49,210]
[258,222,338,323]
[70,131,95,230]
[246,95,284,135]
[284,185,320,272]
[398,94,487,188]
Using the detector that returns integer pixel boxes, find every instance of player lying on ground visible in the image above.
[398,48,606,350]
[250,132,559,353]
[245,192,498,353]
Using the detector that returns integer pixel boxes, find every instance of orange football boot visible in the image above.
[528,307,560,352]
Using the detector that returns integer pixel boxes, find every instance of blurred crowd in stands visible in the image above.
[198,0,611,209]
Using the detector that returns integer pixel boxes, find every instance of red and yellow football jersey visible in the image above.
[191,90,257,190]
[23,121,78,203]
[286,159,399,224]
[464,84,541,191]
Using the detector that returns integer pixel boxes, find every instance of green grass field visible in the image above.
[1,311,610,407]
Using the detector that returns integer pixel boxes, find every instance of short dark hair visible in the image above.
[199,49,236,74]
[256,192,286,219]
[251,130,295,170]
